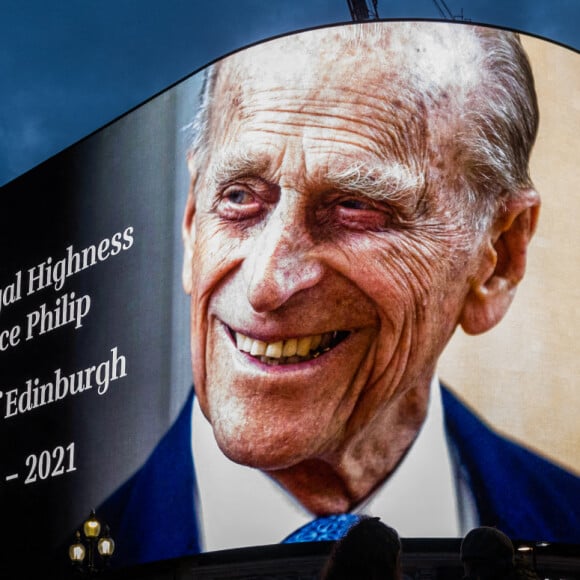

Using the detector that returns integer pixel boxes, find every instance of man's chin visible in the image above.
[212,427,317,471]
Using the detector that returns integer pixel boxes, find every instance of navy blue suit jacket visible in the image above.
[99,387,580,568]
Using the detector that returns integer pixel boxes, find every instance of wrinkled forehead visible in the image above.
[213,23,485,115]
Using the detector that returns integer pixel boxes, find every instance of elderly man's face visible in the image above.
[183,31,498,474]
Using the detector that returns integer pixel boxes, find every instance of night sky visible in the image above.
[1,0,578,186]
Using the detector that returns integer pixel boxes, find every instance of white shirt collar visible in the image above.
[192,377,475,551]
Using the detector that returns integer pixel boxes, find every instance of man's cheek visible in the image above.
[191,247,232,294]
[367,249,439,315]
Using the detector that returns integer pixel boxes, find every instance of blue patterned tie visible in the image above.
[282,513,361,543]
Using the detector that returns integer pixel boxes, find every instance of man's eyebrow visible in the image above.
[206,150,425,209]
[206,150,272,188]
[324,162,425,207]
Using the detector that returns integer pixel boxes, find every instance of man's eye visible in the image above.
[216,186,263,220]
[338,198,374,211]
[225,189,254,205]
[334,198,394,230]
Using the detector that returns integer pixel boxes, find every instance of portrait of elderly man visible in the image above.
[99,21,580,568]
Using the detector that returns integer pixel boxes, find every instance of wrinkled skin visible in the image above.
[182,27,539,514]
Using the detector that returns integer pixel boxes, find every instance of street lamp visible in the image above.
[69,511,115,574]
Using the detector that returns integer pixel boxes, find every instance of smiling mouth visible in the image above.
[230,328,350,365]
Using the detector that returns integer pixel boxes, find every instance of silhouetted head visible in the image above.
[321,517,401,580]
[461,526,515,580]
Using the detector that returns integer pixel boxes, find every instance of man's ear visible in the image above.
[182,160,199,295]
[459,189,540,335]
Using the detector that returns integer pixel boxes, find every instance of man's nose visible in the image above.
[243,207,325,313]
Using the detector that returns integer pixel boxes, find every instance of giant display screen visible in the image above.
[1,20,579,578]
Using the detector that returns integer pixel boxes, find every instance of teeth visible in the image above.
[265,341,283,358]
[296,336,312,356]
[242,335,253,351]
[234,330,341,364]
[311,334,322,350]
[237,333,253,351]
[250,339,267,356]
[282,338,298,357]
